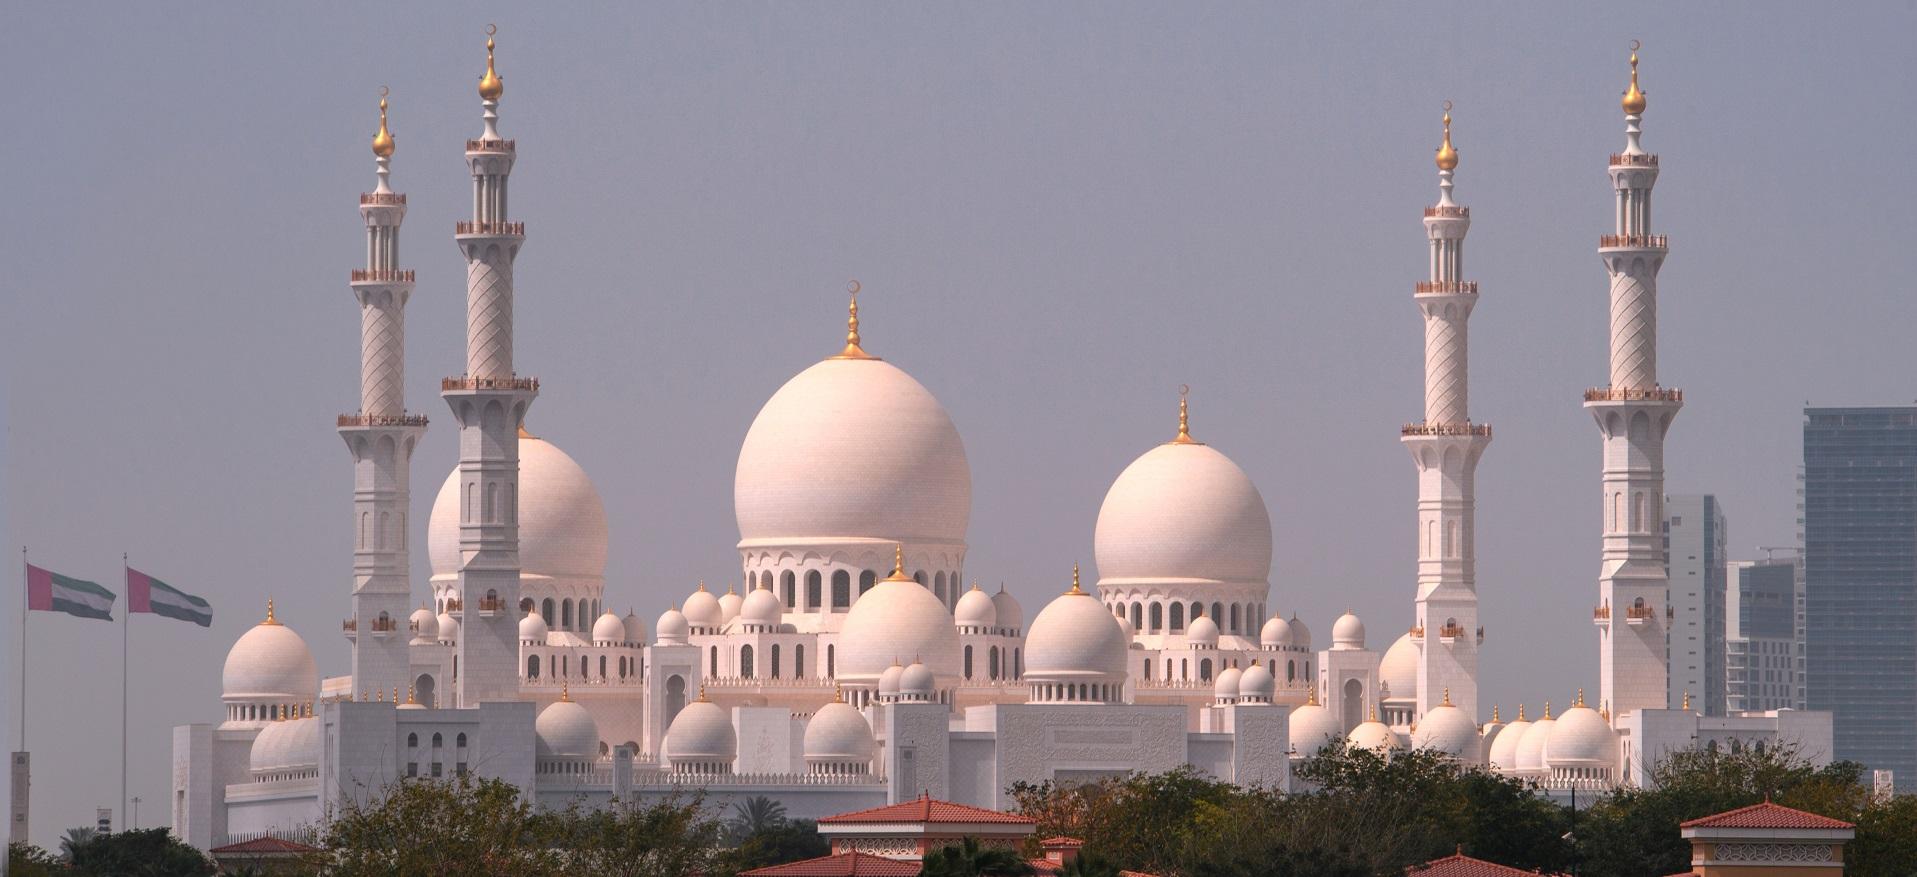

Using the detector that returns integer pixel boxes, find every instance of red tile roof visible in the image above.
[740,851,923,876]
[209,835,321,855]
[1038,836,1085,848]
[1407,851,1564,877]
[818,793,1037,826]
[1679,801,1854,831]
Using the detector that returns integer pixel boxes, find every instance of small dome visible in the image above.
[592,611,626,645]
[1238,663,1275,702]
[836,553,962,685]
[435,611,460,644]
[409,607,439,642]
[536,695,600,760]
[1187,614,1220,648]
[622,610,646,645]
[1380,633,1419,701]
[717,586,744,623]
[1024,571,1128,683]
[1115,613,1136,642]
[683,585,724,630]
[954,585,997,629]
[877,661,906,698]
[1288,614,1312,649]
[804,698,876,763]
[1094,439,1272,590]
[665,697,737,763]
[250,716,320,774]
[739,587,783,629]
[1514,710,1557,772]
[1412,698,1480,762]
[1213,666,1244,702]
[1289,700,1344,755]
[520,612,550,643]
[655,607,689,644]
[899,662,936,700]
[1331,611,1366,650]
[1348,717,1402,753]
[1260,614,1294,648]
[1547,699,1616,768]
[430,433,608,587]
[1487,714,1532,770]
[222,605,319,706]
[991,587,1025,632]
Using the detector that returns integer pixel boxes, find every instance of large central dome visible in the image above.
[735,354,970,547]
[1094,427,1272,589]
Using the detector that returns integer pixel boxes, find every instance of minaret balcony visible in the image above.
[341,618,358,639]
[465,138,516,153]
[1423,205,1470,218]
[349,269,415,283]
[338,413,429,428]
[454,220,525,236]
[1414,281,1477,296]
[1401,422,1492,438]
[1625,605,1657,625]
[1598,233,1667,250]
[1608,153,1659,167]
[442,376,540,392]
[359,192,407,206]
[1438,623,1466,643]
[1583,387,1682,403]
[1407,624,1425,639]
[477,596,507,616]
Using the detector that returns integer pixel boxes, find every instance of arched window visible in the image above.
[771,644,781,679]
[1200,658,1213,681]
[1142,658,1152,680]
[1631,492,1646,531]
[1342,679,1364,731]
[1014,648,1021,679]
[665,676,686,726]
[407,733,418,749]
[710,646,719,675]
[484,482,496,521]
[1181,659,1189,680]
[806,571,822,609]
[794,645,805,678]
[1169,603,1185,632]
[456,733,467,750]
[562,599,573,630]
[432,733,443,749]
[989,646,1000,680]
[781,571,797,608]
[1131,603,1143,631]
[739,645,753,679]
[963,646,974,679]
[858,570,876,596]
[542,598,556,626]
[935,572,947,606]
[827,644,835,677]
[1229,604,1241,633]
[528,655,540,678]
[599,655,607,678]
[1287,659,1296,682]
[832,571,851,610]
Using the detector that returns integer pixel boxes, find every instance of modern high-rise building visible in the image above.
[1664,495,1726,715]
[1726,558,1803,713]
[1804,405,1917,788]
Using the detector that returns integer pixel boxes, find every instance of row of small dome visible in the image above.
[1286,690,1617,770]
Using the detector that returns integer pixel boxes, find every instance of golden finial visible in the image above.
[1491,705,1501,723]
[1575,688,1586,708]
[1172,385,1198,444]
[1621,40,1647,116]
[1682,690,1692,711]
[560,681,571,702]
[392,687,399,704]
[1516,704,1526,721]
[697,580,707,592]
[726,582,736,595]
[372,87,396,158]
[834,684,844,704]
[1434,101,1458,171]
[832,280,877,360]
[1368,702,1378,722]
[884,543,910,580]
[375,688,385,703]
[263,599,279,626]
[1543,700,1553,719]
[479,25,504,101]
[406,684,416,705]
[1307,686,1319,706]
[1442,687,1453,707]
[697,684,708,702]
[1066,563,1085,596]
[971,580,982,592]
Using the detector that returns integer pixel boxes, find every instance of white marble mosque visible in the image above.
[170,36,1832,849]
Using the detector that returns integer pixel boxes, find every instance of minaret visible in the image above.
[442,27,537,706]
[1402,104,1489,721]
[1586,43,1678,719]
[341,89,427,702]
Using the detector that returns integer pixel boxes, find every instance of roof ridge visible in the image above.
[1679,799,1855,830]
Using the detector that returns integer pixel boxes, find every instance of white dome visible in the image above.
[1187,614,1220,648]
[655,608,689,644]
[1380,633,1419,701]
[1238,663,1276,702]
[877,662,906,698]
[1331,611,1366,650]
[592,611,626,645]
[435,611,460,644]
[992,587,1025,632]
[429,433,608,583]
[535,696,600,760]
[1115,613,1136,642]
[899,662,936,699]
[520,612,550,643]
[739,587,783,629]
[1260,614,1294,648]
[222,610,319,705]
[1547,702,1616,767]
[1289,701,1344,755]
[1289,614,1313,649]
[409,607,438,642]
[1412,702,1480,762]
[249,717,320,774]
[735,356,970,546]
[1347,719,1402,753]
[682,586,724,630]
[622,610,646,645]
[1486,716,1531,770]
[665,698,737,763]
[1024,581,1129,683]
[954,585,997,629]
[837,567,962,685]
[1094,439,1272,589]
[804,699,876,762]
[1213,666,1244,701]
[1515,713,1557,772]
[717,587,744,623]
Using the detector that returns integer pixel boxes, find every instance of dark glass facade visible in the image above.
[1804,406,1917,788]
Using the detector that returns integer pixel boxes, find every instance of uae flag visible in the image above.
[127,567,213,627]
[25,563,115,620]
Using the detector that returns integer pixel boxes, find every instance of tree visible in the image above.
[542,794,726,877]
[725,818,830,874]
[1850,793,1917,877]
[919,836,1035,877]
[318,774,560,876]
[1055,851,1122,877]
[64,827,215,877]
[59,827,97,861]
[7,842,65,877]
[727,795,789,843]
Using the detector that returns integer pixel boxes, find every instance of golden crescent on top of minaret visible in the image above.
[1622,41,1646,116]
[1435,101,1458,171]
[372,88,396,158]
[479,25,504,101]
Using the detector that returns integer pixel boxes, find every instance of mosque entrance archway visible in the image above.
[665,675,687,727]
[1342,678,1364,731]
[414,674,436,708]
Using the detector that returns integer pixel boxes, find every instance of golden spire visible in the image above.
[971,580,982,592]
[1543,700,1553,720]
[1434,101,1458,171]
[1442,687,1453,707]
[1307,686,1319,706]
[1682,689,1692,712]
[1621,41,1647,115]
[405,684,417,705]
[834,684,844,704]
[1066,563,1085,595]
[1516,704,1526,721]
[726,582,736,595]
[697,684,708,703]
[884,544,912,581]
[560,681,571,702]
[263,599,279,626]
[478,25,504,101]
[372,88,396,158]
[1171,385,1198,444]
[832,280,877,360]
[1491,705,1501,723]
[1368,702,1378,722]
[1575,687,1586,708]
[697,580,707,592]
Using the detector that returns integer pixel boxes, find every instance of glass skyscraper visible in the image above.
[1664,495,1727,715]
[1804,406,1917,788]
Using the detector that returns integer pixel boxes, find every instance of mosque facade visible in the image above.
[170,38,1830,849]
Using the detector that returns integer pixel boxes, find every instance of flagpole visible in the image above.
[19,546,26,752]
[121,552,128,834]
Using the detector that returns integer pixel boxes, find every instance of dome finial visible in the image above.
[1066,563,1084,595]
[372,87,396,159]
[1621,40,1647,115]
[891,543,906,578]
[833,280,877,360]
[1682,689,1691,712]
[1442,687,1453,707]
[479,24,504,101]
[406,684,417,705]
[1172,385,1200,444]
[1575,687,1586,708]
[1491,704,1501,723]
[560,681,571,702]
[264,599,279,626]
[834,684,844,703]
[1516,703,1526,721]
[1368,702,1378,722]
[1543,700,1553,720]
[1434,100,1458,171]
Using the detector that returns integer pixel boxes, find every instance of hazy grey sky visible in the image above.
[5,1,1915,847]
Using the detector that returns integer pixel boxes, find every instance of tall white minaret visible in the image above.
[1586,44,1678,720]
[1402,105,1489,721]
[442,28,536,706]
[342,90,427,701]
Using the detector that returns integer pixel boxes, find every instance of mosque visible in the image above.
[170,36,1832,849]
